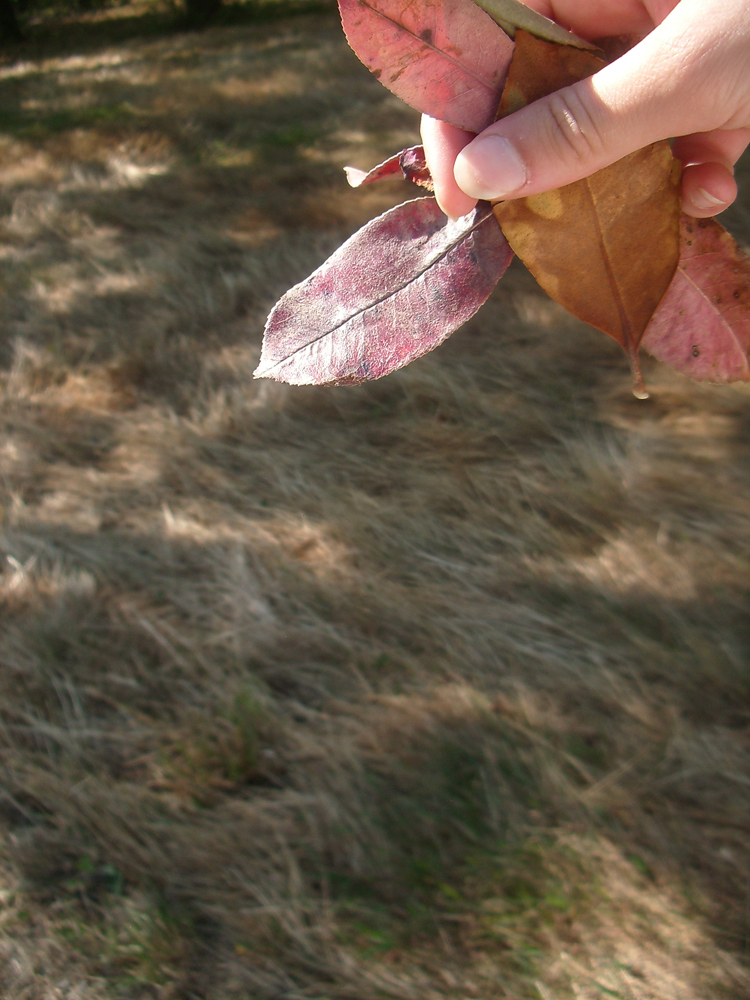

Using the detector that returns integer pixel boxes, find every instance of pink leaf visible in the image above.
[338,0,514,132]
[344,145,434,190]
[254,198,512,386]
[642,215,750,383]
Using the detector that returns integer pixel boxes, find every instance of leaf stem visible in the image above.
[629,350,650,400]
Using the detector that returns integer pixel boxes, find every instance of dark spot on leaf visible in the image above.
[420,28,433,43]
[716,296,722,303]
[734,290,741,299]
[686,240,692,247]
[692,345,700,358]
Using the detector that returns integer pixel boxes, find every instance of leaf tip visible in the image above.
[343,165,367,188]
[252,357,277,382]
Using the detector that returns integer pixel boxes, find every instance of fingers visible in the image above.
[420,116,477,219]
[425,0,750,221]
[681,162,737,216]
[545,0,657,38]
[454,31,690,201]
[671,127,750,170]
[502,0,659,37]
[673,127,749,216]
[454,0,750,203]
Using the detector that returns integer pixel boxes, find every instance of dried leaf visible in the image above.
[338,0,514,132]
[344,145,434,190]
[642,216,750,383]
[472,0,598,50]
[255,199,512,386]
[492,31,681,394]
[495,27,604,117]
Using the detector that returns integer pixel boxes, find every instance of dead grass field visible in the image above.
[0,6,749,998]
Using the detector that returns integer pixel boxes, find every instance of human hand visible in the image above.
[421,0,750,219]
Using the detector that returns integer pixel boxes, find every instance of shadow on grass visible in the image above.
[1,504,749,990]
[2,0,336,60]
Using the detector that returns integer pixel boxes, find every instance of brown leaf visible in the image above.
[495,28,603,116]
[492,31,681,395]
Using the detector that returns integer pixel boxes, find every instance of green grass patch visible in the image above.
[0,103,139,140]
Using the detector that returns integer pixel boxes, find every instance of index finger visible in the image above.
[522,0,660,38]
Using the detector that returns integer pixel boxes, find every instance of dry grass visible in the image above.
[0,6,749,998]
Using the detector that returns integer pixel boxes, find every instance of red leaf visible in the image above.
[255,198,512,386]
[642,215,750,383]
[344,145,434,190]
[338,0,514,132]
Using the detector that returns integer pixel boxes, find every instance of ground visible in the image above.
[0,4,750,998]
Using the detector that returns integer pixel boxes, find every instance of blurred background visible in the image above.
[0,2,749,997]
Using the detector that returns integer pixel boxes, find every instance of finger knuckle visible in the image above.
[540,89,606,164]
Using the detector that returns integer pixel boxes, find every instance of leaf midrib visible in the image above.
[581,177,633,352]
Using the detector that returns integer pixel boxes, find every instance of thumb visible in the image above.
[454,3,726,201]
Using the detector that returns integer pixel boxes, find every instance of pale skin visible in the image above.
[421,0,750,219]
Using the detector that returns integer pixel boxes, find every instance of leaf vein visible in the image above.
[583,177,633,351]
[356,0,498,90]
[258,206,495,376]
[680,267,745,351]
